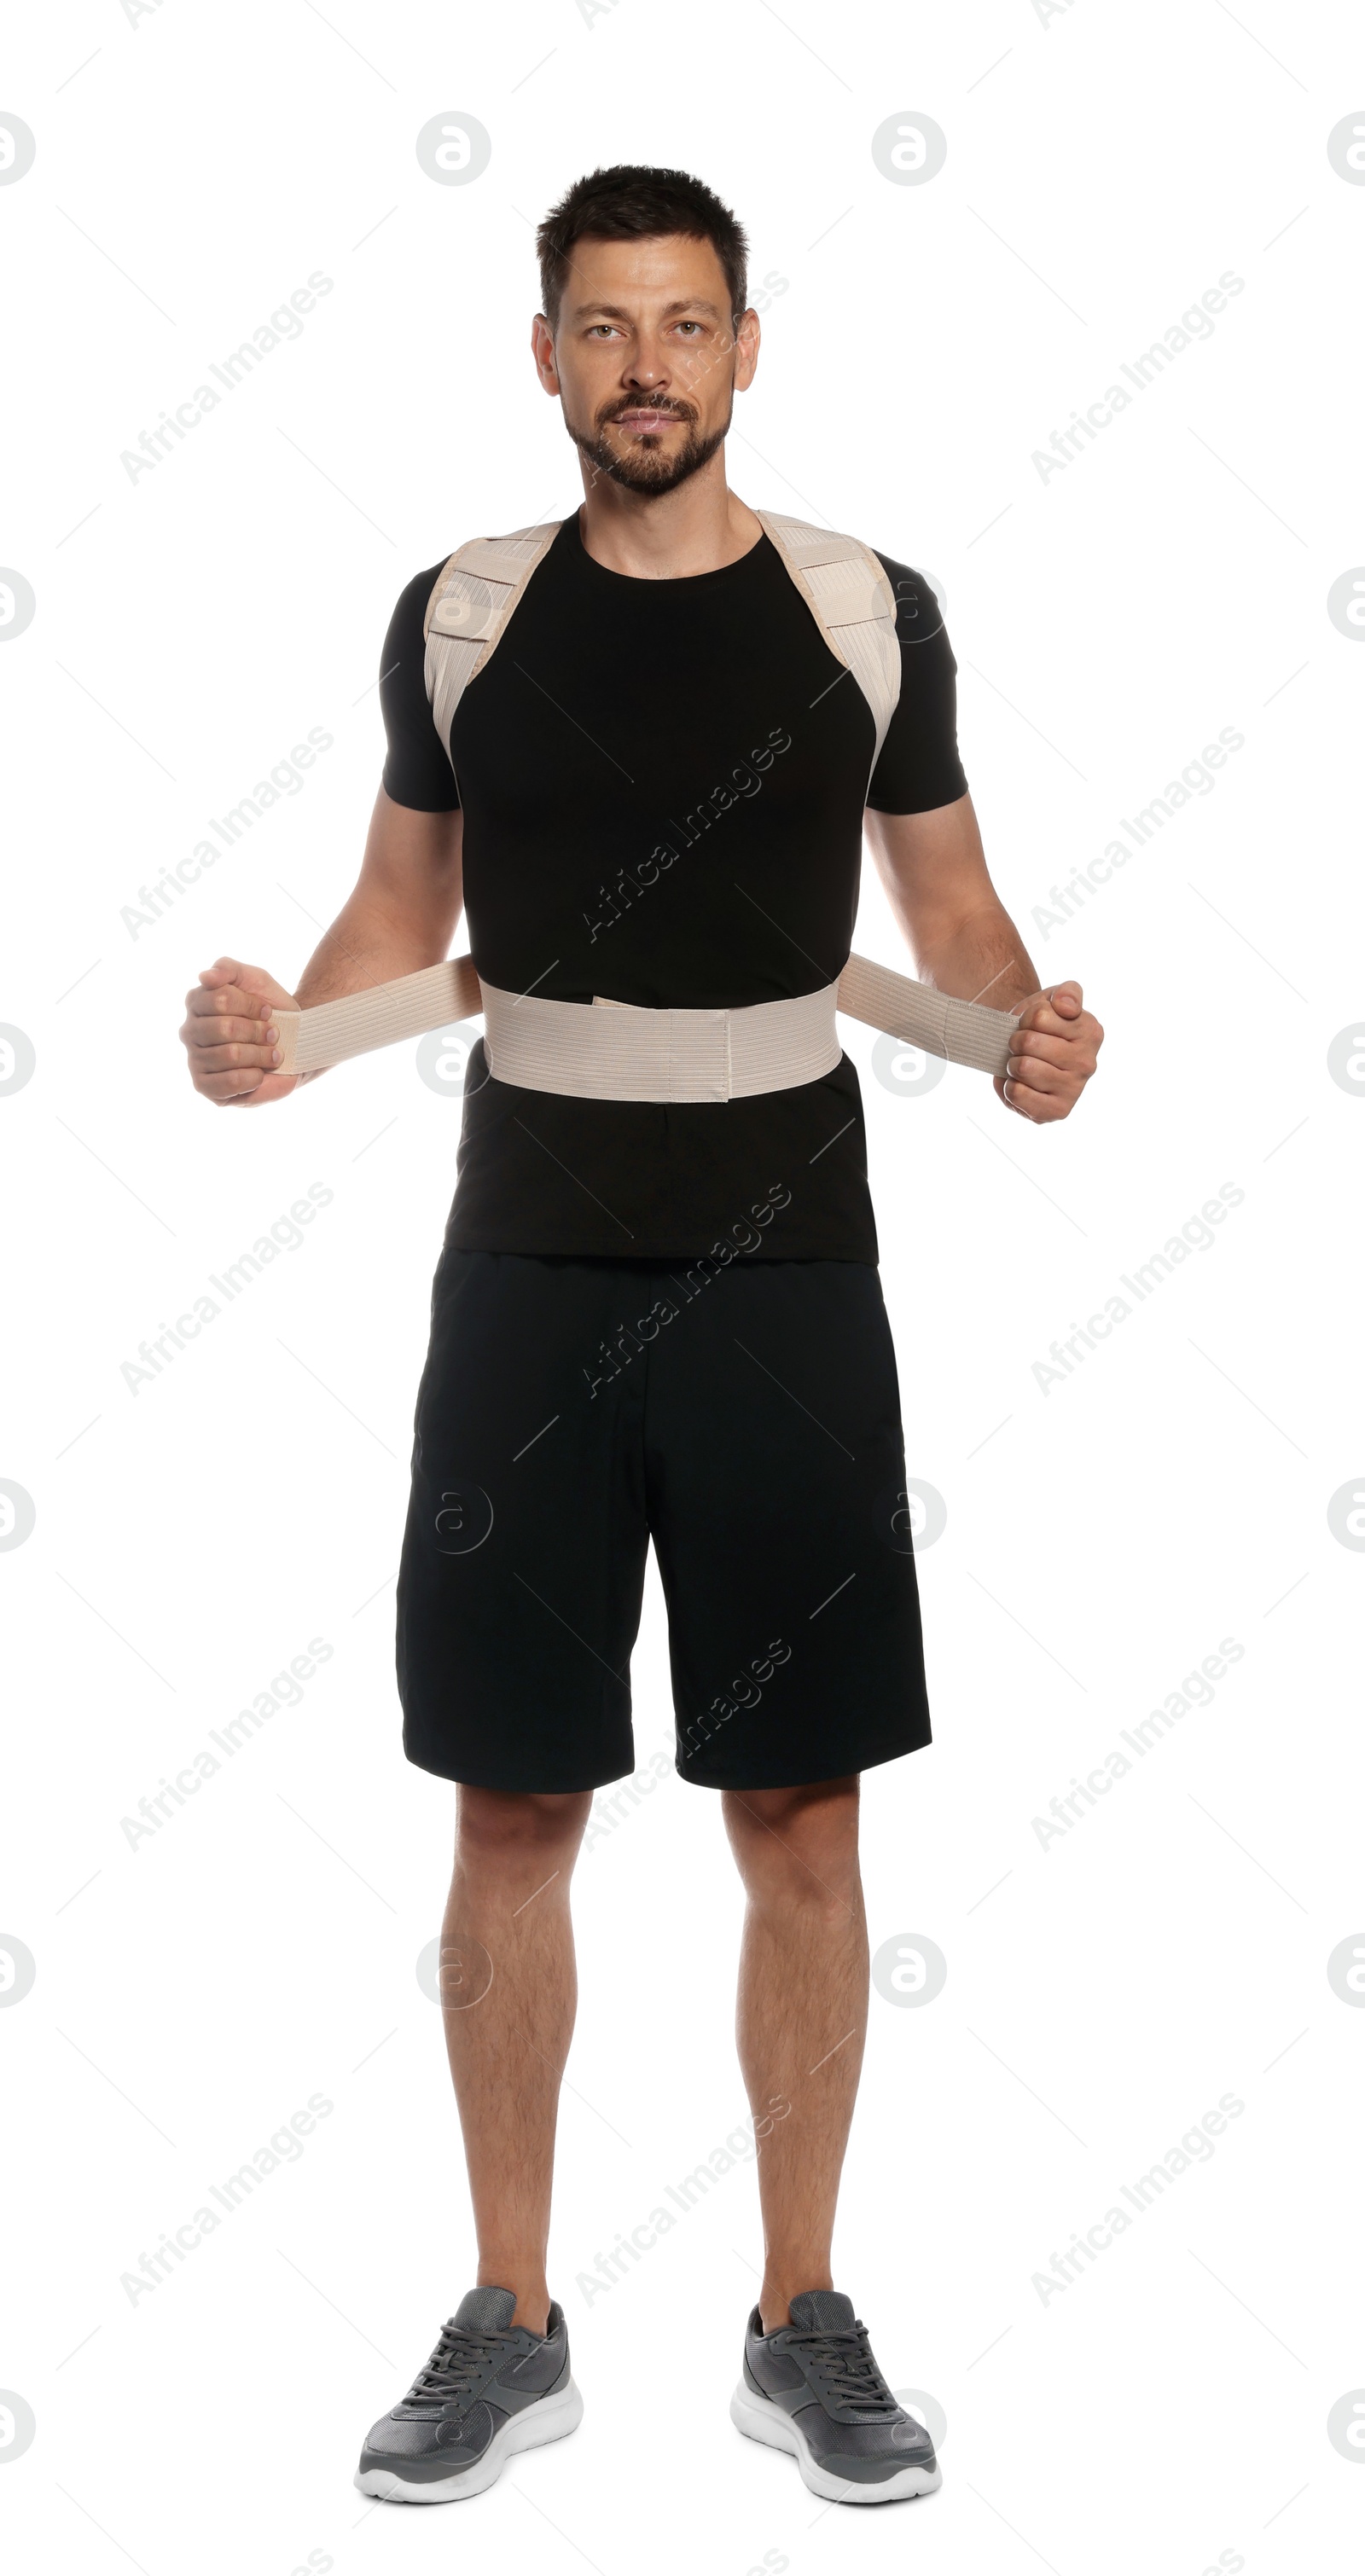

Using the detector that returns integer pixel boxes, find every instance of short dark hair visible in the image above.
[537,165,749,334]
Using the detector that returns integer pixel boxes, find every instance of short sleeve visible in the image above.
[864,553,968,815]
[380,561,461,812]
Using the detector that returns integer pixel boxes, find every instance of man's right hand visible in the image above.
[181,957,302,1106]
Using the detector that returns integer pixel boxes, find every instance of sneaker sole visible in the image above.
[354,2376,584,2504]
[729,2380,941,2505]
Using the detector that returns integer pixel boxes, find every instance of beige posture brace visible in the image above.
[273,513,1022,1091]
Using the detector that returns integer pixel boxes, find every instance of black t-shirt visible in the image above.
[380,515,967,1261]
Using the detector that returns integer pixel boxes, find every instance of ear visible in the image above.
[733,307,761,392]
[531,313,560,393]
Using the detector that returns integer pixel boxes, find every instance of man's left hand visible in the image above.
[995,980,1103,1123]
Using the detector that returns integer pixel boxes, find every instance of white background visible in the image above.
[3,3,1362,2572]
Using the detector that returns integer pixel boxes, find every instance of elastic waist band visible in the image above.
[274,952,1019,1088]
[482,979,841,1103]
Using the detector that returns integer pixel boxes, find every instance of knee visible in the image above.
[455,1785,592,1872]
[724,1778,862,1914]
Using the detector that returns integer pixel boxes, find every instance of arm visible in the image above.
[863,791,1103,1123]
[180,789,463,1107]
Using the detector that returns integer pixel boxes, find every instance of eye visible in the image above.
[676,320,702,335]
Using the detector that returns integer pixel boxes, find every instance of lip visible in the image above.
[612,409,682,432]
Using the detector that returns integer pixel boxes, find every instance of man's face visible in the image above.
[532,233,759,497]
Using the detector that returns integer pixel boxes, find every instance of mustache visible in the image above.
[598,397,698,429]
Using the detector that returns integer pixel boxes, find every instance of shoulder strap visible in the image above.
[424,510,903,780]
[754,510,901,770]
[423,521,562,769]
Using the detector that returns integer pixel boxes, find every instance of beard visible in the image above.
[566,393,732,497]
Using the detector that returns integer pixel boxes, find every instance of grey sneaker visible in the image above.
[731,2289,941,2503]
[355,2286,583,2503]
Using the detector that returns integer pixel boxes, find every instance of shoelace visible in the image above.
[404,2322,517,2411]
[786,2320,899,2416]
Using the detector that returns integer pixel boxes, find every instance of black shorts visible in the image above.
[395,1248,932,1793]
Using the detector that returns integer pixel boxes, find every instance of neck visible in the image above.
[577,450,763,579]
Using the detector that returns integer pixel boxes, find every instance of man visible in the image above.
[181,165,1102,2507]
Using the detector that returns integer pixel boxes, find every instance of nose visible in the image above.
[624,334,668,389]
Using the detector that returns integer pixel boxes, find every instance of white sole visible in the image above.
[729,2379,942,2505]
[355,2375,584,2503]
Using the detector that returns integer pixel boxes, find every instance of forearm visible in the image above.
[293,885,460,1010]
[182,792,462,1106]
[291,791,464,1016]
[864,798,1042,1015]
[861,800,1101,1120]
[909,899,1042,1016]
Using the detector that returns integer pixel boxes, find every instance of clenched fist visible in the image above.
[180,957,301,1106]
[995,980,1103,1123]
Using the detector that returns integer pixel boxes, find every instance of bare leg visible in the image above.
[722,1777,868,2334]
[439,1784,592,2336]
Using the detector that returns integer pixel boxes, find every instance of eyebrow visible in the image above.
[569,297,723,323]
